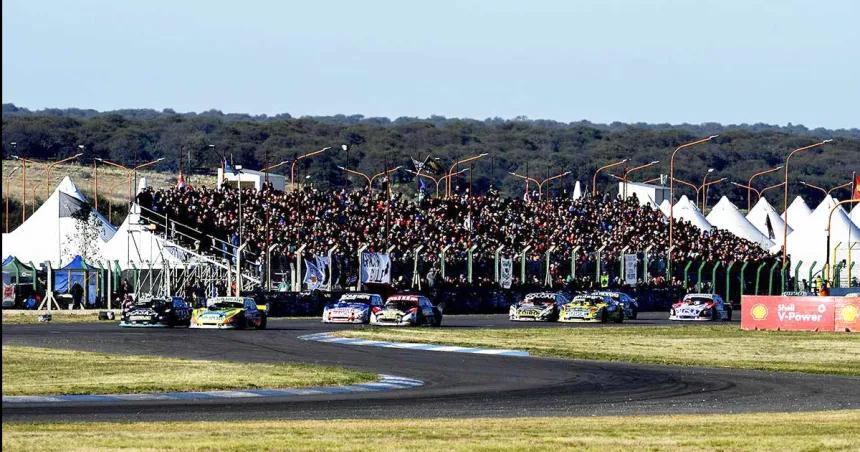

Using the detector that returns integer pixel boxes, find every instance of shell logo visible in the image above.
[750,304,768,321]
[840,305,858,323]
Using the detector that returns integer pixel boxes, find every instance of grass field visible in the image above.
[4,410,858,451]
[2,345,375,396]
[336,324,860,375]
[2,310,117,324]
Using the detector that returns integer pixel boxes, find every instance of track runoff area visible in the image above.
[3,290,859,450]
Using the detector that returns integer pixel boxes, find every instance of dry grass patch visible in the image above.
[4,410,859,451]
[2,345,375,396]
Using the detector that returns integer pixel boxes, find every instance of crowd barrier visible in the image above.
[741,295,859,332]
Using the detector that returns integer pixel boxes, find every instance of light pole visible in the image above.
[621,160,660,199]
[746,165,783,212]
[509,172,539,198]
[701,177,726,215]
[668,135,718,267]
[783,140,832,267]
[446,153,488,197]
[96,157,164,204]
[509,170,571,199]
[11,153,35,222]
[44,152,84,199]
[592,158,628,197]
[291,147,330,192]
[4,166,20,233]
[760,182,786,199]
[799,181,828,198]
[731,182,761,204]
[338,165,402,190]
[701,168,714,211]
[261,160,290,186]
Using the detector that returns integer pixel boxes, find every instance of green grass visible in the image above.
[336,324,860,375]
[2,311,115,324]
[4,411,859,451]
[2,345,375,396]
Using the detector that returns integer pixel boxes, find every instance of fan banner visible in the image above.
[624,254,638,286]
[500,257,513,289]
[360,252,391,284]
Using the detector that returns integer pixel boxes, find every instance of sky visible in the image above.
[2,0,858,129]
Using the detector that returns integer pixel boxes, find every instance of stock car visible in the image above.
[119,296,192,327]
[509,292,568,321]
[669,293,732,321]
[558,293,624,323]
[190,296,268,329]
[370,294,442,326]
[594,291,639,319]
[322,293,384,324]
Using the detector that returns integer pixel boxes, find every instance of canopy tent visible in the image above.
[0,176,116,266]
[781,196,812,230]
[658,199,671,217]
[745,197,792,248]
[671,195,713,232]
[103,203,191,270]
[2,256,38,287]
[706,197,774,249]
[53,255,101,306]
[851,204,860,227]
[572,181,582,200]
[774,195,860,283]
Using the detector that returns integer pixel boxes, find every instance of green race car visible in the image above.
[190,297,268,329]
[559,294,624,323]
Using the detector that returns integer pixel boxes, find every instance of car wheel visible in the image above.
[631,308,638,320]
[726,307,733,321]
[257,316,267,330]
[712,309,719,321]
[614,312,623,323]
[431,309,442,327]
[601,310,608,323]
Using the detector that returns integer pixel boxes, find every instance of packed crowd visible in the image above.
[137,182,774,283]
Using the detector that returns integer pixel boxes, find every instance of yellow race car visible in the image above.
[190,297,268,329]
[559,294,624,323]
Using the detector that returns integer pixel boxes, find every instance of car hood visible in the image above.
[197,308,242,317]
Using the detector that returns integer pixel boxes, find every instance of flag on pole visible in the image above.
[765,213,775,239]
[411,157,424,172]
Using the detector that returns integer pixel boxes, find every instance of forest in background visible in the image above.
[3,103,858,206]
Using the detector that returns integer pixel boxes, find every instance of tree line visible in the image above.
[2,103,858,207]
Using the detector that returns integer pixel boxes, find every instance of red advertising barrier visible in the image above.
[834,298,860,332]
[741,295,860,332]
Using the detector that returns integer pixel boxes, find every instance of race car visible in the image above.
[119,296,191,327]
[190,296,268,329]
[669,293,732,321]
[558,293,624,323]
[509,292,568,322]
[594,291,639,319]
[322,293,384,324]
[370,294,442,326]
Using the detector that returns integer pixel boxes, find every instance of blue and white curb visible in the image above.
[300,332,529,357]
[1,374,423,404]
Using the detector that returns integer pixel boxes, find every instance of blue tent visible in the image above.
[53,256,101,305]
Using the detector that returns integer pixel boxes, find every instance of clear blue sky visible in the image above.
[3,0,858,129]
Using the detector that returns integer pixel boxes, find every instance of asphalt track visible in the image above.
[3,313,858,422]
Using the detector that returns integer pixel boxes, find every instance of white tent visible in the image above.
[775,195,860,283]
[572,181,582,200]
[851,204,860,227]
[1,177,116,266]
[671,195,713,232]
[706,197,775,249]
[102,203,191,270]
[781,196,812,229]
[659,199,671,217]
[746,197,792,247]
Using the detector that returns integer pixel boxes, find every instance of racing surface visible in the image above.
[3,313,858,422]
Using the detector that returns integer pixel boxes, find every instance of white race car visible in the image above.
[509,292,568,322]
[322,293,383,324]
[669,293,732,321]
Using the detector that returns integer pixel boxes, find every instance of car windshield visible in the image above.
[133,299,164,308]
[339,297,371,305]
[523,297,554,305]
[685,297,712,305]
[384,300,417,311]
[209,302,243,310]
